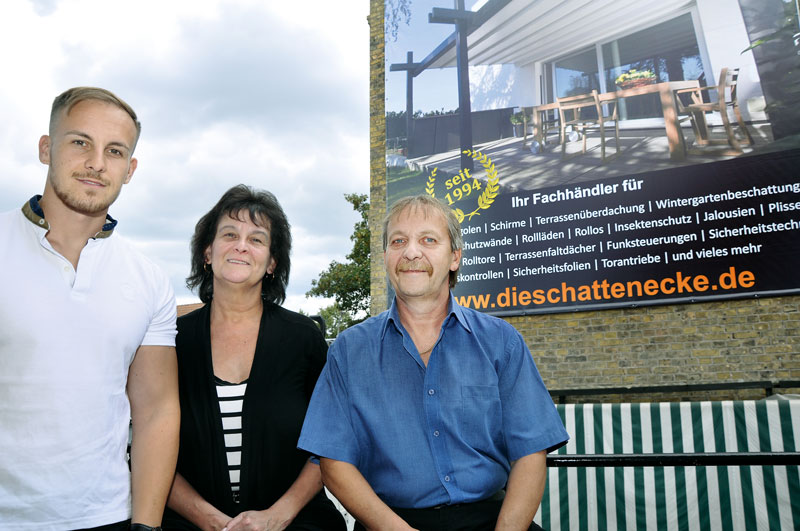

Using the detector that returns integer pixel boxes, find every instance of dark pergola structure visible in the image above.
[389,0,514,172]
[388,51,420,156]
[428,1,476,171]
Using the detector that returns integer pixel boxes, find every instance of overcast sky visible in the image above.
[0,0,370,314]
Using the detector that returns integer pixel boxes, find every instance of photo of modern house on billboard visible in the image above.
[386,0,800,315]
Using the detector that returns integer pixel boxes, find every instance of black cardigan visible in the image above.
[169,302,340,527]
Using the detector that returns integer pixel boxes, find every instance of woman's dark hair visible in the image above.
[186,184,291,304]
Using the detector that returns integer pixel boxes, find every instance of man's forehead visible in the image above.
[389,204,447,232]
[57,100,137,132]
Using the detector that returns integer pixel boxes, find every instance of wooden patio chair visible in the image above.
[558,90,619,162]
[539,108,560,148]
[676,67,754,152]
[522,106,560,152]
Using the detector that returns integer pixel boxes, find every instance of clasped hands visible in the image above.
[212,506,295,531]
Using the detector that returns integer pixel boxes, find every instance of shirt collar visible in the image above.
[381,292,472,340]
[447,293,472,333]
[21,195,118,239]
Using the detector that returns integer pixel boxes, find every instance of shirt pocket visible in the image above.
[458,385,502,450]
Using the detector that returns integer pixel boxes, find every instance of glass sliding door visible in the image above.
[553,47,600,119]
[546,12,704,122]
[601,13,704,120]
[554,47,600,99]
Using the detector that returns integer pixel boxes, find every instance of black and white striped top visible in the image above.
[215,377,247,497]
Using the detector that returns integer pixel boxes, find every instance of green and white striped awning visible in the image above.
[536,399,800,530]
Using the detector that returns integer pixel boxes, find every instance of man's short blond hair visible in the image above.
[49,87,141,152]
[382,194,464,288]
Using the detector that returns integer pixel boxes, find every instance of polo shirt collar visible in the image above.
[382,293,472,340]
[21,195,118,239]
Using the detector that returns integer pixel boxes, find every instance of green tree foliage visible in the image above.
[318,302,352,339]
[385,0,412,41]
[307,194,370,326]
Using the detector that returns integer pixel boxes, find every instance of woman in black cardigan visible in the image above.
[164,185,345,531]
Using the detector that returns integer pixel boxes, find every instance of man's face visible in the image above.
[384,205,461,303]
[39,99,138,216]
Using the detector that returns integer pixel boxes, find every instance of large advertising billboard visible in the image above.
[385,0,800,314]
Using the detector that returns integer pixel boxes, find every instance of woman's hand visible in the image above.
[222,507,294,531]
[205,511,234,531]
[167,472,233,531]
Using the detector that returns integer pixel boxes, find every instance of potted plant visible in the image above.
[615,68,656,89]
[510,111,526,137]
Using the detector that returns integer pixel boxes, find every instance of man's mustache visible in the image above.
[397,261,432,274]
[73,171,109,185]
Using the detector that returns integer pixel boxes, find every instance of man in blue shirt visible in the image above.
[298,194,568,530]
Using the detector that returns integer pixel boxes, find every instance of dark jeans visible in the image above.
[353,497,545,531]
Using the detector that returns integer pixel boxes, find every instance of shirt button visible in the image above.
[434,430,440,437]
[38,219,45,225]
[444,475,451,482]
[428,389,435,396]
[63,266,70,272]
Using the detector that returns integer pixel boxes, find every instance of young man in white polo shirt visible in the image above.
[0,87,180,531]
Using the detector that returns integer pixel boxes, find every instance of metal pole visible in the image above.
[454,0,474,171]
[406,51,414,156]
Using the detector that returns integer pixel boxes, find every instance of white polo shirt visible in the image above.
[0,198,177,530]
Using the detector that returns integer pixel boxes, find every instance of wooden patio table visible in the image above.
[523,80,701,161]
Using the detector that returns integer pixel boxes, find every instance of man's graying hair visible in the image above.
[382,194,464,288]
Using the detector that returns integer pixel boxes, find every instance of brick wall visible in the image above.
[506,295,800,401]
[369,0,389,314]
[367,0,800,402]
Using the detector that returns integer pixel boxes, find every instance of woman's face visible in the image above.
[205,211,276,291]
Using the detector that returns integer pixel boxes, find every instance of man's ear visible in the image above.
[124,157,138,184]
[450,248,462,271]
[38,135,51,165]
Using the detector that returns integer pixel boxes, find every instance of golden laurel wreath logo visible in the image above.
[425,168,437,196]
[424,149,499,223]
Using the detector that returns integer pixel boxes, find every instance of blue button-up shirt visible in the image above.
[298,295,568,509]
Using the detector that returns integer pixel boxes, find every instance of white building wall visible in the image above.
[468,62,536,112]
[694,0,766,121]
[515,63,537,106]
[469,63,518,110]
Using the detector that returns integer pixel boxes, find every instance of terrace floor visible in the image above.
[393,124,791,199]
